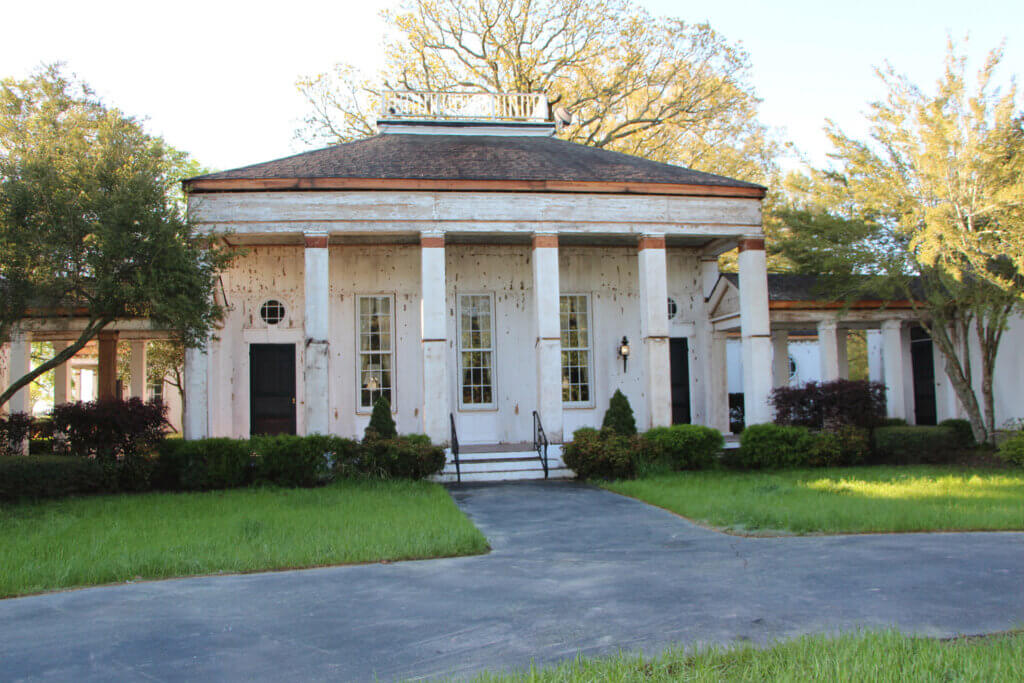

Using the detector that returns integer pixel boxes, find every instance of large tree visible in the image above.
[0,65,234,410]
[296,0,780,184]
[774,42,1023,444]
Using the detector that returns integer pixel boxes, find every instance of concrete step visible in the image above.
[434,445,572,482]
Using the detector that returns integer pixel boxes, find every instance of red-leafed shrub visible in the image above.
[50,399,168,459]
[771,379,887,430]
[0,412,34,456]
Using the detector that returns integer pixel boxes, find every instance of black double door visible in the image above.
[669,337,692,424]
[250,344,296,436]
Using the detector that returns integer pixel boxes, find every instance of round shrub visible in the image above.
[562,427,639,480]
[642,424,723,470]
[997,432,1024,467]
[732,423,816,469]
[360,434,446,479]
[938,418,976,448]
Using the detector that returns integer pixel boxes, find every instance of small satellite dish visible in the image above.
[554,106,573,127]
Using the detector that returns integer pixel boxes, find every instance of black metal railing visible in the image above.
[449,413,461,483]
[532,410,549,479]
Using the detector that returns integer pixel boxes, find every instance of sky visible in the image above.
[1,0,1021,174]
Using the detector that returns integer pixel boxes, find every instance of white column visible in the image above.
[818,320,841,382]
[837,327,849,379]
[708,330,730,432]
[7,336,32,414]
[638,235,671,429]
[700,257,720,299]
[881,320,907,420]
[183,342,209,439]
[303,232,330,435]
[771,330,790,388]
[867,329,884,383]
[129,341,147,400]
[737,238,773,425]
[53,341,74,406]
[420,232,450,443]
[532,233,563,443]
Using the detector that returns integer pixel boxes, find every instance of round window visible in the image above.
[260,299,286,325]
[667,297,678,320]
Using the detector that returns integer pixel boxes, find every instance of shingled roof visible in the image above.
[185,134,765,196]
[720,273,924,303]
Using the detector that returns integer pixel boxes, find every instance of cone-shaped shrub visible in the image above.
[365,396,397,440]
[602,389,637,436]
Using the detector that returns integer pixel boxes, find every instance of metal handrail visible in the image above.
[449,413,461,484]
[532,410,549,479]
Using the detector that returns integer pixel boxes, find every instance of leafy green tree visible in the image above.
[602,389,637,436]
[296,0,780,185]
[774,42,1023,444]
[146,340,185,400]
[0,65,234,410]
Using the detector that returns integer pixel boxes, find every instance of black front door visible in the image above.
[670,338,692,424]
[910,326,937,426]
[250,344,296,436]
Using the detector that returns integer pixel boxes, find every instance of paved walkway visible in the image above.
[2,482,1023,681]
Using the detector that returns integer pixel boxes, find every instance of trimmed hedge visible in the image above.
[154,438,253,491]
[872,426,959,465]
[0,456,115,501]
[938,418,976,448]
[729,423,817,469]
[642,424,723,470]
[360,433,446,480]
[562,427,639,480]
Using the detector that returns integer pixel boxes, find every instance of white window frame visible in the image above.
[457,292,497,411]
[560,293,594,408]
[355,294,396,412]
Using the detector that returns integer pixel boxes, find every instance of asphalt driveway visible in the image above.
[1,481,1023,681]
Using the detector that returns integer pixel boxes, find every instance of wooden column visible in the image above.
[737,237,772,425]
[532,233,563,443]
[129,341,147,400]
[53,341,74,406]
[638,234,671,429]
[420,231,450,443]
[772,329,790,388]
[7,335,32,414]
[97,331,119,400]
[304,231,330,435]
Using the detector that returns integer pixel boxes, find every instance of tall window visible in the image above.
[459,294,495,407]
[560,294,592,404]
[357,295,393,409]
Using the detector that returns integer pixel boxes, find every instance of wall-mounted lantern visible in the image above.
[618,336,630,372]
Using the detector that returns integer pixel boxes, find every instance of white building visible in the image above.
[178,91,775,472]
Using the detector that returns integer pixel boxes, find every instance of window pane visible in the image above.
[358,296,394,408]
[459,295,495,404]
[560,295,591,404]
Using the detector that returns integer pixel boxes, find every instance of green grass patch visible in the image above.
[0,479,488,598]
[473,630,1024,682]
[603,466,1024,534]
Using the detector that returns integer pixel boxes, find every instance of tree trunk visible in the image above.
[0,319,112,410]
[926,318,988,443]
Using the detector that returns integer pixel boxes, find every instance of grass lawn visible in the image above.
[603,466,1024,535]
[0,479,488,599]
[473,630,1024,682]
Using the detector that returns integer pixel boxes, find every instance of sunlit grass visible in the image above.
[603,467,1024,534]
[0,479,488,598]
[472,630,1024,682]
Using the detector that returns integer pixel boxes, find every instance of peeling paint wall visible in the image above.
[206,242,713,442]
